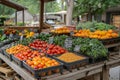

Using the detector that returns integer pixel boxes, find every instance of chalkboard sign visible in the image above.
[70,31,74,36]
[74,45,80,52]
[34,33,39,38]
[9,34,13,39]
[49,37,54,44]
[64,38,72,48]
[20,35,23,41]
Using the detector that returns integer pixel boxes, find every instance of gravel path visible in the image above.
[110,66,120,80]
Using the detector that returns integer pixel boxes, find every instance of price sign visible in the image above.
[34,33,39,38]
[49,37,54,44]
[74,45,81,52]
[9,34,13,39]
[64,38,72,48]
[20,35,23,41]
[70,31,74,36]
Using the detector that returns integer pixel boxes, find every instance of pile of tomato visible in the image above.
[29,40,67,55]
[46,44,67,55]
[29,39,48,50]
[15,50,45,60]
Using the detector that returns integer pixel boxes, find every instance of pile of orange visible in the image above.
[4,28,17,35]
[26,56,59,69]
[51,27,70,34]
[6,44,31,54]
[73,29,119,39]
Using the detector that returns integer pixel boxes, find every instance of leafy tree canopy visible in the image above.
[0,0,61,15]
[73,0,120,17]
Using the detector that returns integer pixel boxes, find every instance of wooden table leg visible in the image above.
[118,46,120,56]
[0,58,2,66]
[102,66,109,80]
[93,73,100,80]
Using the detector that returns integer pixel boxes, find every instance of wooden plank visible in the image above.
[0,54,36,80]
[106,58,120,66]
[0,67,14,77]
[93,73,101,80]
[119,46,120,56]
[102,66,109,80]
[86,68,102,76]
[44,64,103,80]
[105,43,120,48]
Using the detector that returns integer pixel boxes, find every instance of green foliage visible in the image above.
[94,22,116,30]
[73,0,120,17]
[76,21,116,31]
[53,35,68,47]
[71,38,108,59]
[12,0,39,14]
[0,5,15,15]
[17,38,34,46]
[0,29,7,41]
[76,21,96,31]
[0,0,61,15]
[17,22,24,26]
[0,35,7,42]
[36,33,52,42]
[45,2,61,12]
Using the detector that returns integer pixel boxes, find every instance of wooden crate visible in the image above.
[0,62,15,80]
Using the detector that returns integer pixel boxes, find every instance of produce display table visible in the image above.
[0,54,35,80]
[105,42,120,49]
[0,42,120,80]
[0,53,103,80]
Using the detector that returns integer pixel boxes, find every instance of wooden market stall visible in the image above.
[0,42,120,80]
[0,0,120,80]
[0,0,54,32]
[0,0,27,26]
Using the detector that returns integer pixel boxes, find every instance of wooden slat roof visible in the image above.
[0,0,27,11]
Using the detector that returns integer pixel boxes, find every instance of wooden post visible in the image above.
[15,11,17,26]
[119,46,120,56]
[102,66,109,80]
[93,73,101,80]
[39,0,44,33]
[22,10,25,26]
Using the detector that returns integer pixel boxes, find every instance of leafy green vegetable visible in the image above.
[53,35,69,47]
[17,38,34,46]
[70,38,108,59]
[76,21,116,31]
[0,35,7,41]
[36,33,52,42]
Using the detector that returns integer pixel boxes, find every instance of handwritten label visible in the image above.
[49,37,54,44]
[74,45,80,52]
[64,38,72,48]
[70,31,74,36]
[20,36,23,41]
[34,33,39,38]
[9,34,13,39]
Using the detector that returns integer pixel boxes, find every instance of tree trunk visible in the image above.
[87,13,92,21]
[66,0,74,25]
[77,16,80,23]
